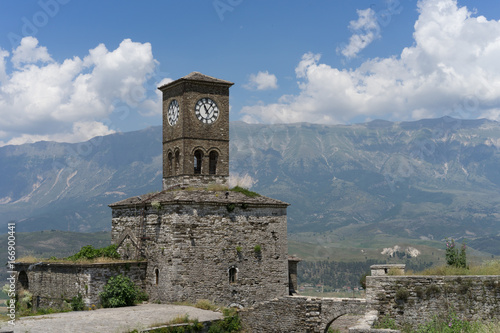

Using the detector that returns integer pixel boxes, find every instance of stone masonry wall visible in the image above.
[111,202,289,307]
[15,262,147,309]
[239,296,366,333]
[366,275,500,328]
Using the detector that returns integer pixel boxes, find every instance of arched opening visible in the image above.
[209,151,218,175]
[194,150,203,174]
[18,271,29,290]
[167,152,173,176]
[228,266,237,283]
[174,150,180,175]
[324,314,352,333]
[154,268,159,285]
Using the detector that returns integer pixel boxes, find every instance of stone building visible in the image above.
[110,72,296,306]
[15,72,297,309]
[109,72,295,307]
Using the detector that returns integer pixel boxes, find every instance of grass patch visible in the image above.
[206,184,229,191]
[230,186,260,198]
[170,314,191,325]
[15,255,136,264]
[412,260,500,276]
[194,299,218,311]
[406,311,500,333]
[16,244,146,264]
[134,315,204,333]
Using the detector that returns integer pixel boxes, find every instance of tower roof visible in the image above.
[109,189,288,208]
[158,72,234,91]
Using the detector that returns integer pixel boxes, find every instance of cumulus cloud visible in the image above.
[242,0,500,124]
[244,71,278,90]
[0,37,165,146]
[339,8,381,58]
[11,36,52,68]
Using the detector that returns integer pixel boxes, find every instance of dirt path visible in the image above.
[1,303,222,333]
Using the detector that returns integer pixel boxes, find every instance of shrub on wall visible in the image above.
[67,244,120,261]
[100,274,143,308]
[70,293,85,311]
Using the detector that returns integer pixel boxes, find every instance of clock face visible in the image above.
[195,98,219,124]
[168,100,179,126]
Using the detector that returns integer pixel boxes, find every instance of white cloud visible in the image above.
[242,0,500,124]
[0,49,8,83]
[0,38,164,146]
[244,71,278,90]
[339,8,381,58]
[11,36,52,68]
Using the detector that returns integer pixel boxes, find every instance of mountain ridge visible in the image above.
[1,117,499,246]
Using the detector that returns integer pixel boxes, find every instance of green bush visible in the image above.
[70,293,85,311]
[374,315,398,330]
[100,274,141,308]
[68,244,120,261]
[207,308,241,333]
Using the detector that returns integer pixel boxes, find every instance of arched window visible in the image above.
[154,268,159,285]
[209,151,218,175]
[167,152,173,176]
[229,266,237,283]
[194,150,203,174]
[174,150,180,175]
[18,271,29,290]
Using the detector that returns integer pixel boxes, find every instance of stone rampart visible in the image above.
[366,275,500,328]
[239,296,366,333]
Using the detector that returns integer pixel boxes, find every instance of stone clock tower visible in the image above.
[158,72,234,189]
[108,72,291,308]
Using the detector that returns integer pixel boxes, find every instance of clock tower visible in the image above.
[158,72,234,189]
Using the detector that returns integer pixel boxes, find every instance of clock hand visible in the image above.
[206,105,214,117]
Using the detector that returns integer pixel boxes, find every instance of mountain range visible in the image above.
[1,117,500,253]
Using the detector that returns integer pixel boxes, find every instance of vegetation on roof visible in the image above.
[230,186,261,198]
[67,244,120,261]
[16,244,128,264]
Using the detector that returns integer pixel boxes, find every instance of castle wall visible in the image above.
[15,262,147,309]
[366,275,500,327]
[238,296,366,333]
[111,202,289,307]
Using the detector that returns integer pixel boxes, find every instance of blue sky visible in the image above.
[0,0,499,145]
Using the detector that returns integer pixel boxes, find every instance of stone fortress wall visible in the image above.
[366,273,500,327]
[14,262,146,309]
[239,265,500,332]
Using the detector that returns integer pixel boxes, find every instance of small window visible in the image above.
[167,152,173,176]
[229,267,237,283]
[174,151,180,175]
[209,151,218,175]
[154,268,159,285]
[194,150,203,174]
